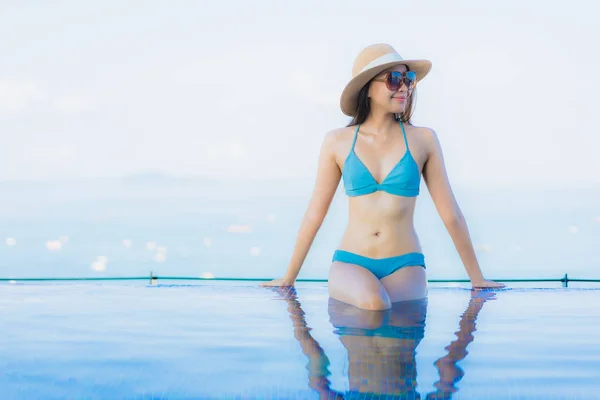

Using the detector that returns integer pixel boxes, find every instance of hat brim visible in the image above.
[340,59,432,117]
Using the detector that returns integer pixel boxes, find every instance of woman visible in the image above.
[261,43,505,310]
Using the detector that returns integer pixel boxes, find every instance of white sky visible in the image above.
[1,0,598,186]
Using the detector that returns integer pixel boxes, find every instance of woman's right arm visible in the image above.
[260,130,342,286]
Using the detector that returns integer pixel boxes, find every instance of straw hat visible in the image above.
[340,43,432,116]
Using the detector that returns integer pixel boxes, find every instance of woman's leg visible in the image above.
[328,261,392,311]
[380,266,428,303]
[327,297,389,329]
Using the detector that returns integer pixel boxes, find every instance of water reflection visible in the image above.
[273,287,496,399]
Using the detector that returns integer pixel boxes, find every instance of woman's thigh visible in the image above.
[328,261,391,311]
[380,266,428,303]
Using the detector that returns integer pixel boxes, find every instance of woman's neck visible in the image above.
[361,110,399,137]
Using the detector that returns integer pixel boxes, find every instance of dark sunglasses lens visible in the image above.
[406,71,417,88]
[386,72,402,91]
[386,71,417,90]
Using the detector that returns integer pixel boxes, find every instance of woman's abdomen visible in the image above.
[338,194,422,258]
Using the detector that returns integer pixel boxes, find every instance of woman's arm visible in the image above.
[261,130,342,286]
[422,128,505,289]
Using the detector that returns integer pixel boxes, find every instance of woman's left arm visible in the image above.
[421,128,505,289]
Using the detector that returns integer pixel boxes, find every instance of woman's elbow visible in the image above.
[442,211,464,227]
[305,209,327,225]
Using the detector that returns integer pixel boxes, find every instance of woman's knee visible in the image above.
[355,291,392,311]
[328,261,392,310]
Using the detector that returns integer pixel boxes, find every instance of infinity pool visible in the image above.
[1,283,599,399]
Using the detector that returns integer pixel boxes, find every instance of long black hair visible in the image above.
[346,71,417,127]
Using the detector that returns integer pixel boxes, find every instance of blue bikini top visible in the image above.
[342,120,420,197]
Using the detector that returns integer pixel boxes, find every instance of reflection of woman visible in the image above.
[262,43,504,309]
[329,296,427,398]
[273,287,495,399]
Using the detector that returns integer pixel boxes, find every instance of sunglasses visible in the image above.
[373,70,417,91]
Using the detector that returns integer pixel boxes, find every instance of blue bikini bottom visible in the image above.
[331,250,426,279]
[334,324,425,340]
[343,390,420,400]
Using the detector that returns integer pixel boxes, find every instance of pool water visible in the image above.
[1,283,599,399]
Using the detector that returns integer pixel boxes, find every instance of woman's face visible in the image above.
[368,64,412,114]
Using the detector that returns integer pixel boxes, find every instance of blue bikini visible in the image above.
[342,121,420,197]
[331,250,425,279]
[331,120,426,278]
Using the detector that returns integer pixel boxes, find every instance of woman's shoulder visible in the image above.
[321,125,357,149]
[406,123,436,137]
[325,125,357,140]
[406,123,440,146]
[405,124,442,158]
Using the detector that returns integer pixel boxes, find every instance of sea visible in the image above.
[1,175,599,283]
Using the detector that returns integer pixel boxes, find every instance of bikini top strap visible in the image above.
[351,124,360,150]
[399,120,410,153]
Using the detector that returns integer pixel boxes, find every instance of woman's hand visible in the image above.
[470,278,506,290]
[259,277,295,287]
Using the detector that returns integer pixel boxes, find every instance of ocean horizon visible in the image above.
[1,174,599,282]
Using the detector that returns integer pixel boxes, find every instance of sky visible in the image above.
[0,0,598,186]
